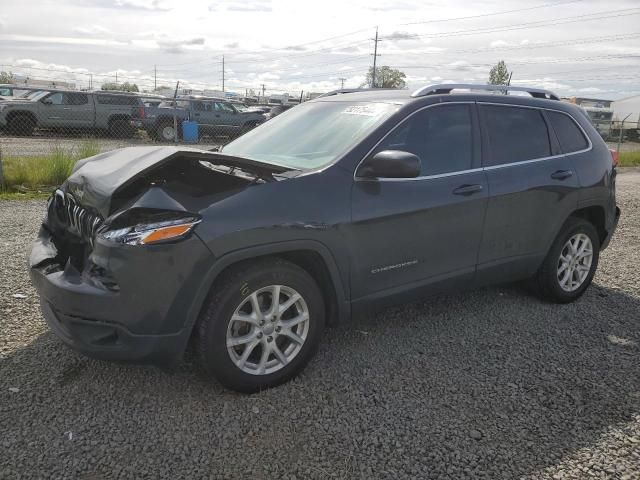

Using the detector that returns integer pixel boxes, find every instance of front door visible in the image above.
[348,103,488,302]
[40,92,93,129]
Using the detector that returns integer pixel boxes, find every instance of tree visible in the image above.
[364,66,407,89]
[101,81,139,92]
[489,60,510,85]
[0,71,14,84]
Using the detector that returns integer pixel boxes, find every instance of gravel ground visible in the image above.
[1,171,639,480]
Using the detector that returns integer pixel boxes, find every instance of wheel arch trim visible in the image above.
[175,239,350,356]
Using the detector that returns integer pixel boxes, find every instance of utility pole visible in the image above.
[261,84,266,103]
[89,73,93,90]
[222,55,225,93]
[115,71,118,84]
[370,27,381,88]
[339,77,346,89]
[154,65,157,91]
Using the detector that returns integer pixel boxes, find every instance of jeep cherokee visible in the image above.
[30,84,620,393]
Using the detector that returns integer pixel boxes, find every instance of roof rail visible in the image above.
[316,87,402,98]
[411,83,560,101]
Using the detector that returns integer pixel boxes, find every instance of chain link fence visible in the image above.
[1,89,639,192]
[0,90,283,191]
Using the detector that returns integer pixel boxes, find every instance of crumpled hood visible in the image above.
[64,146,289,218]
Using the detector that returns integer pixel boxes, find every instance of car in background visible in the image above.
[131,96,266,141]
[0,90,145,137]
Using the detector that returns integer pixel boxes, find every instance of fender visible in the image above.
[173,238,351,356]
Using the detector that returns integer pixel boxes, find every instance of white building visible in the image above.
[612,95,640,128]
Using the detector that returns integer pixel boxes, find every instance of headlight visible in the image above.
[98,214,201,245]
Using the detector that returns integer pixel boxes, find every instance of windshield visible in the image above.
[29,91,50,101]
[222,101,398,170]
[232,103,249,112]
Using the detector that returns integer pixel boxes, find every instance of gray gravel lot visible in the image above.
[1,171,639,480]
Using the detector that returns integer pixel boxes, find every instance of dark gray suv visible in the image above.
[30,84,620,392]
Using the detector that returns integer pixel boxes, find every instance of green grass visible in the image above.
[0,140,101,192]
[619,150,640,167]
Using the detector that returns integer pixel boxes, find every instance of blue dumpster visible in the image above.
[182,121,198,143]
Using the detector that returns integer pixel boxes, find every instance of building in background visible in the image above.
[612,95,640,141]
[11,74,76,90]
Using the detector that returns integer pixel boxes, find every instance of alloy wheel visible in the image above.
[557,233,593,292]
[226,285,310,375]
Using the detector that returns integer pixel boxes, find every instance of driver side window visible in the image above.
[377,104,474,176]
[46,92,64,105]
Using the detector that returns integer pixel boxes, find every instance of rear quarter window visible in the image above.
[482,105,551,166]
[546,110,589,153]
[96,95,139,106]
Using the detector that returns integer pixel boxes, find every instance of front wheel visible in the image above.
[533,217,600,303]
[196,258,325,393]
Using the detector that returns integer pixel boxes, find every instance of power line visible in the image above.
[398,0,584,26]
[394,32,640,56]
[400,8,640,40]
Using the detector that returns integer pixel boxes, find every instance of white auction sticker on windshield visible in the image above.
[342,105,383,116]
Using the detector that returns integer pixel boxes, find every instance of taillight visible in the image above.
[609,149,619,167]
[138,106,145,119]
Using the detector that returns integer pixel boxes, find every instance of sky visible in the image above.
[0,0,638,99]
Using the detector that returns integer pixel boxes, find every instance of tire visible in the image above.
[196,258,325,393]
[156,121,178,142]
[8,114,35,136]
[109,118,134,139]
[533,217,600,303]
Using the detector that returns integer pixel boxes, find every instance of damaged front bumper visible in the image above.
[29,217,214,364]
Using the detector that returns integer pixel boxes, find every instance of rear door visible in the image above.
[476,103,580,283]
[349,102,488,302]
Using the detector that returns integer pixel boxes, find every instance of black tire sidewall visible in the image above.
[542,219,600,302]
[199,262,325,392]
[10,115,35,136]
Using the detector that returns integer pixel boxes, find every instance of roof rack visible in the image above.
[317,87,402,98]
[411,83,560,101]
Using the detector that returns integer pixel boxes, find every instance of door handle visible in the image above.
[453,184,483,196]
[63,107,71,110]
[215,114,221,118]
[551,170,573,180]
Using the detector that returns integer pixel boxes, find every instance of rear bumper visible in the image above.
[601,206,621,250]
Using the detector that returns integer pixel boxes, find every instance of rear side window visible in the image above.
[482,105,551,166]
[377,104,474,176]
[67,93,89,105]
[546,110,589,153]
[97,95,139,106]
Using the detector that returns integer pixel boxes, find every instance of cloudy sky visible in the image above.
[0,0,638,98]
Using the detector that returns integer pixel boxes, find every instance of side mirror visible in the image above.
[41,98,53,105]
[357,150,421,179]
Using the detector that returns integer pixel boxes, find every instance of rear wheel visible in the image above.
[156,121,177,142]
[197,258,325,393]
[533,217,600,303]
[8,114,35,136]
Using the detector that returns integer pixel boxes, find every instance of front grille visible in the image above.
[49,189,104,244]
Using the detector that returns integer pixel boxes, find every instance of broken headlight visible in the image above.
[98,213,201,246]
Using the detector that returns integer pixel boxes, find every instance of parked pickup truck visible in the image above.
[0,90,145,138]
[131,96,267,141]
